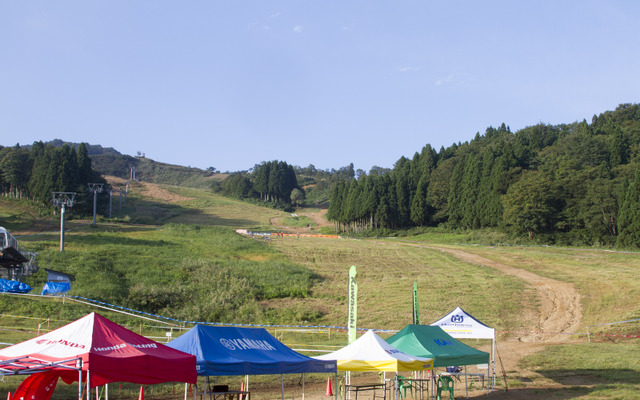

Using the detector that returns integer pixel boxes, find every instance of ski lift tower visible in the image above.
[87,183,104,226]
[52,192,76,252]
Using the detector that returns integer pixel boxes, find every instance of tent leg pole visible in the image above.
[492,339,496,390]
[302,373,305,400]
[334,371,338,400]
[184,382,188,400]
[78,361,82,400]
[281,374,284,400]
[465,373,468,399]
[395,374,398,400]
[86,369,90,400]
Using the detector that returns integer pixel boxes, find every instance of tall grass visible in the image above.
[16,224,317,325]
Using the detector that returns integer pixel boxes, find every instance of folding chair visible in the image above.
[436,376,454,400]
[397,375,413,398]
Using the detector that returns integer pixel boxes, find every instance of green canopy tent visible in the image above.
[386,325,489,368]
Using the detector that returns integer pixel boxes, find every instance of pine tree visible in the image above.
[617,168,640,247]
[410,177,429,226]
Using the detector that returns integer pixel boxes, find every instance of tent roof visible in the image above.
[386,325,489,368]
[166,325,336,376]
[315,330,433,372]
[431,307,495,340]
[0,312,196,387]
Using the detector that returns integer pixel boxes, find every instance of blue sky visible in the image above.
[3,1,639,173]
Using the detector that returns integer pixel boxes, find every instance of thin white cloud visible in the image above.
[435,74,455,85]
[293,26,303,33]
[270,12,281,18]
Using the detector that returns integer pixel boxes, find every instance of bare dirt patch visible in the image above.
[270,208,332,234]
[139,182,193,203]
[104,176,194,204]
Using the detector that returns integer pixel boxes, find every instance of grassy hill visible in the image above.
[92,154,226,189]
[0,181,639,399]
[19,139,227,189]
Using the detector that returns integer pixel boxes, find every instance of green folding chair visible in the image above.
[397,375,413,398]
[436,376,454,400]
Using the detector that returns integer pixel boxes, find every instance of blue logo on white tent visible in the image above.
[451,315,464,323]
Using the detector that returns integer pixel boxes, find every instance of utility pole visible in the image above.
[52,192,76,252]
[108,188,113,218]
[87,183,104,226]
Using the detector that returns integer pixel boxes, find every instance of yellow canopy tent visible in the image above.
[315,330,433,372]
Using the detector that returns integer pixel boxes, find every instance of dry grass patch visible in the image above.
[269,237,530,331]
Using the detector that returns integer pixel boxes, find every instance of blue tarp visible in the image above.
[41,281,71,295]
[0,279,31,293]
[166,325,337,376]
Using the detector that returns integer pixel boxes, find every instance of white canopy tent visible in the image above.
[430,307,496,386]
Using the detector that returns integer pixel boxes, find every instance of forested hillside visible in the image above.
[218,160,365,209]
[327,103,640,247]
[0,142,105,215]
[15,140,224,190]
[220,160,299,208]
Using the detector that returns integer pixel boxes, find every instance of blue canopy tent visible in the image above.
[167,325,337,399]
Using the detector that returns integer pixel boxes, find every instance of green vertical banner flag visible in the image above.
[348,265,358,344]
[412,281,421,325]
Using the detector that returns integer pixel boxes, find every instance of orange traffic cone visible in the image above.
[326,377,333,396]
[138,386,144,400]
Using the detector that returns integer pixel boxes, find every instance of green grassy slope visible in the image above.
[1,182,639,399]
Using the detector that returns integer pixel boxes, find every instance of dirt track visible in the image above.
[419,245,583,343]
[417,244,585,397]
[270,208,332,234]
[271,209,583,346]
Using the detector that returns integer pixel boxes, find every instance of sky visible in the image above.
[2,1,640,173]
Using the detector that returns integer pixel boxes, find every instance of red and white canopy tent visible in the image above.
[0,312,196,400]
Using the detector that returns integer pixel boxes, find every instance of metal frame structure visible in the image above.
[87,183,105,226]
[52,192,76,252]
[0,356,84,400]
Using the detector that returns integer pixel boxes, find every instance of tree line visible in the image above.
[327,103,640,247]
[0,141,105,215]
[219,160,301,208]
